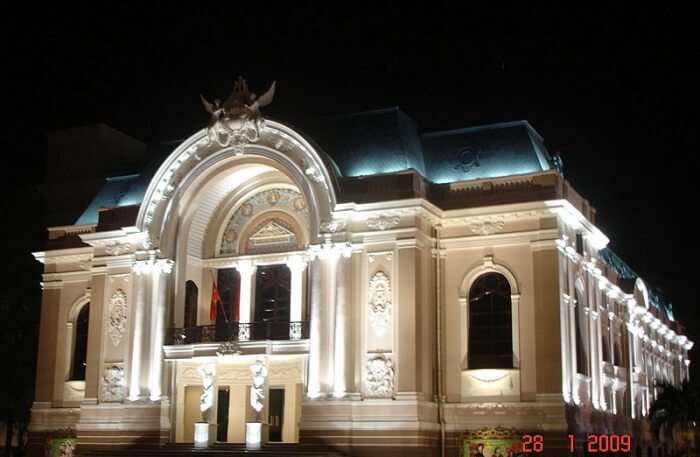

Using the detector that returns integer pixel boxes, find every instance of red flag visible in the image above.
[210,280,221,322]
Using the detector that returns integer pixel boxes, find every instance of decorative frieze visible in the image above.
[108,289,128,347]
[468,216,505,235]
[220,188,309,255]
[367,215,400,231]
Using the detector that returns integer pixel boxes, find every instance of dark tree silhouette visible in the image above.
[649,381,700,456]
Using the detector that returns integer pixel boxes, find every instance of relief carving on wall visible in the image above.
[367,215,400,231]
[101,365,125,402]
[104,241,132,256]
[368,271,392,335]
[320,219,346,233]
[108,289,128,347]
[364,355,394,398]
[468,216,506,235]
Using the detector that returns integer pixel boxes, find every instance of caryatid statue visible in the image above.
[198,363,216,421]
[200,77,276,148]
[249,357,268,420]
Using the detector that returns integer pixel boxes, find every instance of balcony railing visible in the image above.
[166,320,309,345]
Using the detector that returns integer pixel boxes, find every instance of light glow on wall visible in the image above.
[194,422,210,448]
[469,369,509,383]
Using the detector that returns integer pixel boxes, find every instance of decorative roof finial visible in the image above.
[200,77,276,150]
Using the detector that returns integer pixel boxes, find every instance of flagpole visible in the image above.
[211,270,230,324]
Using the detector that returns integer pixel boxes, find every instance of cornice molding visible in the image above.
[439,228,559,250]
[33,248,94,265]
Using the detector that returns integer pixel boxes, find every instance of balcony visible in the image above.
[166,320,310,345]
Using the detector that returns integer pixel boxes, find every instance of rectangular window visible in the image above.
[575,233,584,255]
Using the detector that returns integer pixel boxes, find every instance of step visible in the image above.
[78,442,344,457]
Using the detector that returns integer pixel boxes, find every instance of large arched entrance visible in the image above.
[133,121,340,444]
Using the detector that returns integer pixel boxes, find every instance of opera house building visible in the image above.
[30,82,692,457]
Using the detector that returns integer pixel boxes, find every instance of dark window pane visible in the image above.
[185,280,198,328]
[468,273,513,369]
[71,303,90,381]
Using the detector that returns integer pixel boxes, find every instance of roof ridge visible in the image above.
[422,120,541,138]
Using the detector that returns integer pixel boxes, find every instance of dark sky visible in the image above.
[20,6,700,364]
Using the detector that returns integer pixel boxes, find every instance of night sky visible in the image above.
[14,6,700,371]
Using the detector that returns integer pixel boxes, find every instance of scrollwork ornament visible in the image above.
[368,271,392,335]
[216,340,242,356]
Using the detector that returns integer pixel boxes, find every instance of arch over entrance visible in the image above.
[135,121,339,257]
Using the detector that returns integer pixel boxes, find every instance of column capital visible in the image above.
[132,257,173,275]
[236,259,257,275]
[286,254,308,272]
[307,242,352,260]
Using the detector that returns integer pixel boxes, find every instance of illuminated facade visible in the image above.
[30,102,692,457]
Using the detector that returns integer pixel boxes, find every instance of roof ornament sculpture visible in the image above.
[200,77,276,150]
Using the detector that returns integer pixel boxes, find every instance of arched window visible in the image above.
[468,273,513,369]
[184,280,198,329]
[70,303,90,381]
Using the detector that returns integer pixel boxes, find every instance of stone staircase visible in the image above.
[78,442,345,457]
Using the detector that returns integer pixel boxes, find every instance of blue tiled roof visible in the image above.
[599,248,674,321]
[599,248,638,280]
[299,108,427,177]
[300,109,554,182]
[76,109,556,224]
[421,121,554,184]
[648,287,675,322]
[75,174,146,225]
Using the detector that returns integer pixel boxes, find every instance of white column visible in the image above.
[333,253,349,398]
[307,256,322,398]
[627,321,637,418]
[130,261,155,401]
[306,244,344,397]
[325,249,338,394]
[237,260,257,341]
[286,255,307,340]
[129,269,146,401]
[149,259,173,401]
[590,311,600,409]
[558,248,572,403]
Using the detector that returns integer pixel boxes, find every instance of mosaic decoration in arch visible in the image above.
[220,188,309,255]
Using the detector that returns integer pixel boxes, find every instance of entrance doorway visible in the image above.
[254,265,291,339]
[183,386,202,443]
[216,387,230,442]
[268,388,285,442]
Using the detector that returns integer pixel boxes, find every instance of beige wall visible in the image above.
[533,248,562,393]
[35,288,61,402]
[440,218,560,402]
